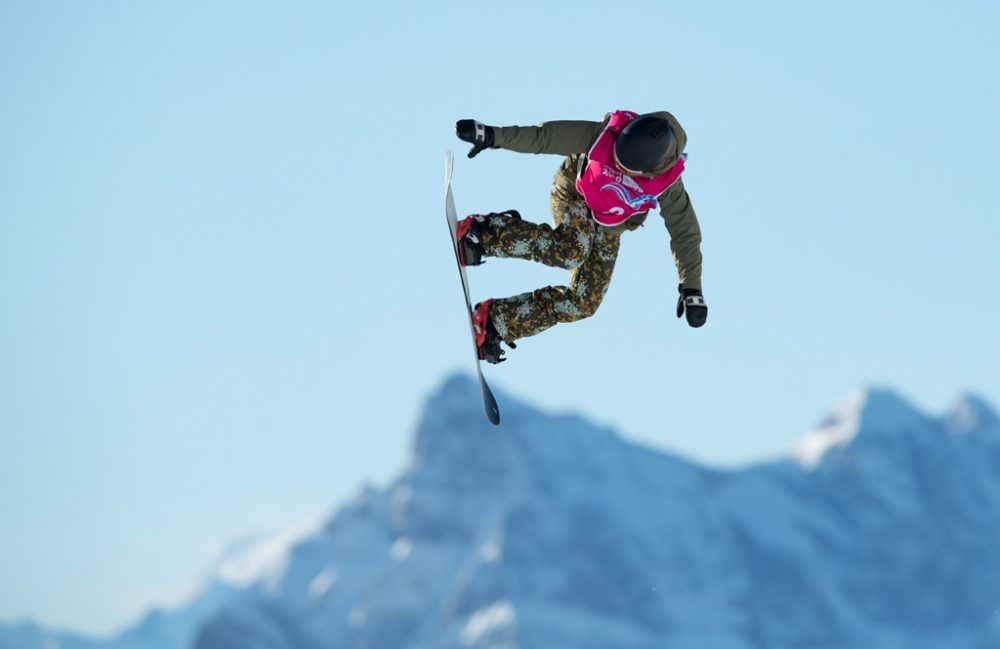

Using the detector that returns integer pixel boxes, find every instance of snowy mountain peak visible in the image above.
[413,372,625,485]
[792,386,929,468]
[944,392,1000,435]
[411,373,525,491]
[793,389,865,468]
[211,521,319,590]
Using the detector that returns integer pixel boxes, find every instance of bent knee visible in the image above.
[555,295,603,321]
[552,225,594,269]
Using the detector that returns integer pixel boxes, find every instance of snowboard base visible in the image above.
[444,149,500,426]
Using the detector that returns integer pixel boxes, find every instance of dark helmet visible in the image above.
[613,115,674,173]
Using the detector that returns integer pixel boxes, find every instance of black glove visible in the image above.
[455,119,495,158]
[676,285,708,328]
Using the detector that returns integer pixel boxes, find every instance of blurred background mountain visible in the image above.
[5,374,999,649]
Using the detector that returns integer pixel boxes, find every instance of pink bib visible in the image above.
[575,110,686,227]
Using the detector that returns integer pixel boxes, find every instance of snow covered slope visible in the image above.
[6,375,1000,649]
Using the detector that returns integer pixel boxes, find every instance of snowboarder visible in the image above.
[455,110,707,364]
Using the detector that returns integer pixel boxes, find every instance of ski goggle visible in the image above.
[611,149,646,176]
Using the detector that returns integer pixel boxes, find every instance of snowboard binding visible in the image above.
[472,300,516,364]
[455,210,522,267]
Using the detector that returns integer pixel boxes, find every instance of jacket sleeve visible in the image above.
[658,179,703,291]
[492,120,604,156]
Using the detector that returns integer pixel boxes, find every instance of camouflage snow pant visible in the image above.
[477,195,622,343]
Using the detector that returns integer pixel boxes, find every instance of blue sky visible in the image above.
[2,0,998,635]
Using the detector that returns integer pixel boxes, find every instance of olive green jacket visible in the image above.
[492,111,703,291]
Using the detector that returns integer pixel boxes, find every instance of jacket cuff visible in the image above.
[679,281,703,292]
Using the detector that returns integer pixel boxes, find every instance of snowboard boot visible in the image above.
[455,210,522,267]
[455,214,488,267]
[472,299,515,364]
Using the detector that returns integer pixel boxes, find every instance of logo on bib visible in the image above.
[600,183,659,212]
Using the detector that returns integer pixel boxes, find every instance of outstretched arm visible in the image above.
[660,180,707,327]
[493,120,603,156]
[659,179,703,292]
[456,119,603,157]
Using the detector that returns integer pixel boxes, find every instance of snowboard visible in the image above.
[444,149,501,426]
